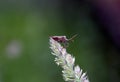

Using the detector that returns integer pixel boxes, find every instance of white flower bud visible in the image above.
[74,65,80,74]
[66,54,75,65]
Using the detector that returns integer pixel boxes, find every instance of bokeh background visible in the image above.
[0,0,120,82]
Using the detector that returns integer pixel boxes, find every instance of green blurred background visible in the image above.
[0,0,120,82]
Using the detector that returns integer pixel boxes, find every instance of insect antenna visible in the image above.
[68,34,78,42]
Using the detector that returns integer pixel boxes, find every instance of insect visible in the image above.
[51,34,78,47]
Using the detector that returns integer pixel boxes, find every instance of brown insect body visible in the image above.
[51,36,68,43]
[51,34,78,47]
